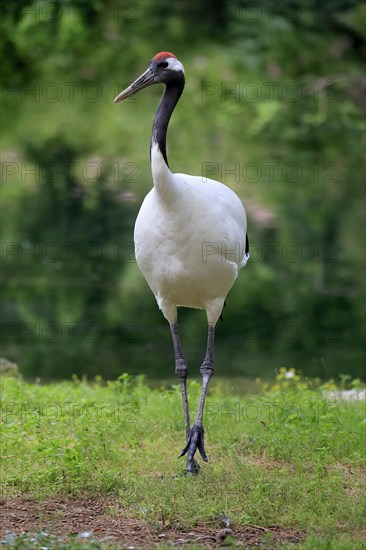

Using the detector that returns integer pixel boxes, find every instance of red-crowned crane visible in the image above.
[114,52,249,474]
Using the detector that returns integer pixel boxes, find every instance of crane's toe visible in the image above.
[179,423,208,472]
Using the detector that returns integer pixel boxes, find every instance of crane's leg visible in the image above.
[170,323,200,473]
[179,324,214,472]
[170,323,190,440]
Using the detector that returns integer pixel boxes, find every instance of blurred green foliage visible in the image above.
[1,0,365,380]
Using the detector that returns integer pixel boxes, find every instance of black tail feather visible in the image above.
[219,300,227,322]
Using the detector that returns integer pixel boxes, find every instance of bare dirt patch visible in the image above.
[0,497,305,548]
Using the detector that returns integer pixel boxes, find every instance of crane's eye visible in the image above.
[158,61,169,69]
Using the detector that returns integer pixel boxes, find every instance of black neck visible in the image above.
[150,77,185,167]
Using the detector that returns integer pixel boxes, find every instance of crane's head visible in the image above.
[113,52,185,103]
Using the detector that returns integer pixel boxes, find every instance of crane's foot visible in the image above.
[185,457,200,475]
[179,424,208,473]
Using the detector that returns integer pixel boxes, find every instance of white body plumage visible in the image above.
[134,144,248,326]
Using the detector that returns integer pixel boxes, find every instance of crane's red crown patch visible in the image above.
[152,52,177,61]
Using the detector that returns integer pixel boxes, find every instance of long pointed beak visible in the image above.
[113,68,155,103]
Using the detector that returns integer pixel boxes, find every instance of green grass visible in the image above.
[1,373,365,549]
